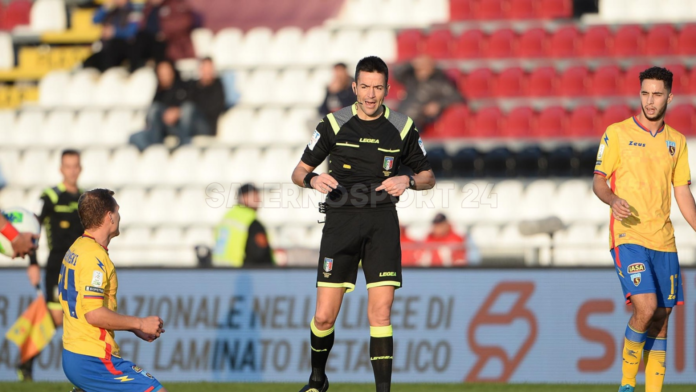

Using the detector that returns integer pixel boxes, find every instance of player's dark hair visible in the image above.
[640,66,673,91]
[78,189,117,230]
[334,62,347,69]
[61,149,80,159]
[355,56,388,86]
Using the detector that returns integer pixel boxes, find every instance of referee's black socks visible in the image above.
[370,325,393,392]
[309,318,334,388]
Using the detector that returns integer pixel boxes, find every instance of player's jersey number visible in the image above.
[58,263,79,318]
[668,274,678,300]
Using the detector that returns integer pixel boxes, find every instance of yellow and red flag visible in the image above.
[4,295,56,363]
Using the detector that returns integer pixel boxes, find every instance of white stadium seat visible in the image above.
[327,30,363,64]
[250,108,284,145]
[552,179,591,225]
[297,27,331,66]
[142,188,177,225]
[174,187,209,225]
[217,107,255,145]
[191,28,214,58]
[0,149,20,185]
[37,110,74,148]
[65,69,99,109]
[0,33,13,70]
[412,0,449,25]
[30,0,67,33]
[134,145,169,186]
[519,180,557,220]
[196,147,230,186]
[449,180,494,224]
[306,68,333,106]
[124,67,157,108]
[70,110,105,148]
[0,187,26,209]
[237,27,273,67]
[38,71,70,107]
[112,227,152,265]
[339,0,382,27]
[0,110,15,141]
[361,29,397,63]
[239,69,277,105]
[149,227,192,266]
[183,226,214,248]
[486,180,524,223]
[256,147,295,184]
[107,146,140,187]
[383,0,416,26]
[165,145,200,186]
[554,224,607,266]
[267,27,304,66]
[16,149,51,187]
[94,68,129,108]
[117,187,146,227]
[227,148,262,183]
[100,109,135,147]
[79,148,111,188]
[273,69,310,105]
[10,110,44,148]
[212,28,244,69]
[281,108,315,145]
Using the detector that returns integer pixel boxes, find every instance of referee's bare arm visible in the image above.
[292,161,339,194]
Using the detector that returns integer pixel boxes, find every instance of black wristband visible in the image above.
[303,172,319,189]
[407,175,416,190]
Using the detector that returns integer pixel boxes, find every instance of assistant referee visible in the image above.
[291,56,435,392]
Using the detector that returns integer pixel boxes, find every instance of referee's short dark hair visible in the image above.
[78,189,117,230]
[61,149,80,159]
[355,56,388,86]
[640,66,673,91]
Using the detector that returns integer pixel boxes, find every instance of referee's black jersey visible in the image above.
[301,103,431,208]
[29,184,84,268]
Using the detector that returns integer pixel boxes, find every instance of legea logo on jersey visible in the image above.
[667,140,676,156]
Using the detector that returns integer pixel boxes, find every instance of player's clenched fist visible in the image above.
[610,196,631,221]
[133,329,159,342]
[311,173,339,194]
[376,175,409,197]
[140,316,165,337]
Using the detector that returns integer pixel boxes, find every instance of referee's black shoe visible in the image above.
[299,376,329,392]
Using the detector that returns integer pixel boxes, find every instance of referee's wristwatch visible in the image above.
[406,175,416,190]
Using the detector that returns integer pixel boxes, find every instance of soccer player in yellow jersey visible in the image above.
[59,189,169,392]
[593,67,694,392]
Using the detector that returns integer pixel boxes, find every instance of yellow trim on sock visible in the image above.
[317,282,355,293]
[627,324,646,334]
[370,325,393,338]
[310,318,334,337]
[366,281,401,290]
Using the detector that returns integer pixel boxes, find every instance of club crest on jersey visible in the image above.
[383,156,394,171]
[323,257,333,273]
[631,273,641,287]
[666,140,676,156]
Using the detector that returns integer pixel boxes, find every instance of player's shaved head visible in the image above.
[78,189,117,230]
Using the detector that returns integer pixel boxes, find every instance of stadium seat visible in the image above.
[502,106,534,138]
[37,109,73,147]
[568,105,599,137]
[195,147,230,186]
[547,145,574,176]
[239,69,277,105]
[250,108,285,145]
[165,145,200,186]
[0,32,12,69]
[15,148,51,186]
[0,110,14,141]
[149,227,192,266]
[10,110,43,148]
[590,65,622,96]
[612,25,644,57]
[517,28,547,58]
[228,148,263,183]
[554,223,606,266]
[397,29,423,61]
[677,24,696,55]
[94,68,129,108]
[112,227,151,265]
[515,146,545,176]
[519,180,557,219]
[296,27,331,66]
[71,110,105,148]
[328,30,363,65]
[78,148,111,188]
[423,29,453,59]
[256,147,295,184]
[218,107,253,145]
[134,145,169,186]
[452,28,486,59]
[99,109,133,147]
[212,28,243,68]
[0,0,30,30]
[486,28,516,58]
[30,0,67,33]
[432,104,469,138]
[38,70,70,107]
[273,69,309,105]
[600,104,633,132]
[621,63,651,96]
[362,29,397,63]
[124,67,157,108]
[411,0,449,25]
[237,27,273,67]
[470,106,502,137]
[559,65,589,97]
[536,106,566,137]
[487,180,524,222]
[267,27,303,66]
[65,68,99,108]
[552,179,591,223]
[183,226,213,248]
[460,67,494,99]
[0,186,25,209]
[645,25,676,56]
[527,66,556,96]
[142,188,178,225]
[537,0,572,18]
[506,0,535,19]
[450,147,479,177]
[664,63,687,94]
[449,0,473,20]
[105,146,138,187]
[580,26,612,57]
[281,108,314,145]
[175,188,211,226]
[473,0,504,20]
[0,147,19,184]
[493,67,525,97]
[665,104,695,135]
[549,26,580,58]
[191,28,214,58]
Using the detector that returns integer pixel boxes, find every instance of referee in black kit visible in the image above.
[291,56,435,392]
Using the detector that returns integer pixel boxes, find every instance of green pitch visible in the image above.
[1,383,695,392]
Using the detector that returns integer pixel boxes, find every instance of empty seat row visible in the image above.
[455,63,694,99]
[449,0,572,21]
[0,0,64,33]
[427,103,696,139]
[335,0,448,27]
[598,0,696,23]
[233,67,333,106]
[398,24,696,60]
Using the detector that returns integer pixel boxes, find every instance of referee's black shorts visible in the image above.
[316,207,402,292]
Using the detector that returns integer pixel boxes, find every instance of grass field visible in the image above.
[2,383,696,392]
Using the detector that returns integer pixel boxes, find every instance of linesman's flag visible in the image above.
[4,295,56,363]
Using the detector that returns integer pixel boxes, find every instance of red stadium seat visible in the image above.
[645,25,676,56]
[665,104,695,135]
[517,28,548,58]
[502,107,535,137]
[388,78,406,101]
[486,28,517,58]
[397,30,424,61]
[449,0,474,21]
[453,29,486,59]
[494,67,526,97]
[432,104,470,138]
[559,65,590,97]
[460,67,494,99]
[506,0,535,20]
[527,66,557,96]
[0,0,30,30]
[677,24,696,55]
[613,25,645,57]
[600,104,633,133]
[424,29,454,59]
[621,63,651,96]
[686,68,696,95]
[590,65,623,97]
[580,26,612,58]
[470,107,502,137]
[549,26,580,58]
[473,0,505,20]
[569,105,599,137]
[663,63,687,94]
[537,0,572,19]
[536,106,567,137]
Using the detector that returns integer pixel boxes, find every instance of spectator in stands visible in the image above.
[135,0,197,65]
[400,225,421,266]
[423,213,466,266]
[130,0,168,70]
[318,63,356,116]
[394,55,463,131]
[213,184,274,267]
[188,57,226,136]
[86,0,140,72]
